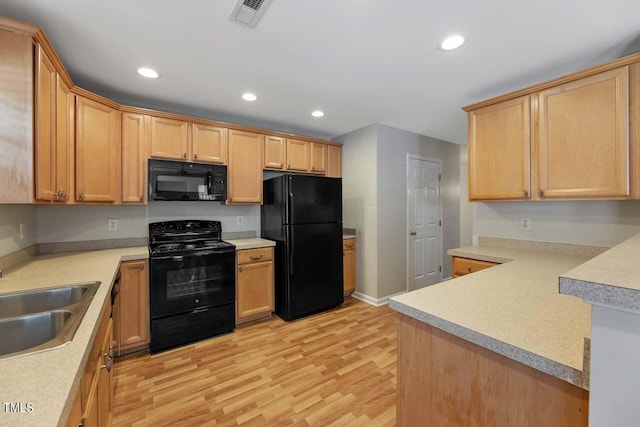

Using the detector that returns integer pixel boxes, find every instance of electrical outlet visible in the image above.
[108,219,118,232]
[19,224,25,240]
[520,217,531,231]
[237,216,244,225]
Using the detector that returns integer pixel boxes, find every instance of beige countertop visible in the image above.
[225,238,275,250]
[389,241,599,389]
[560,232,640,312]
[0,237,275,426]
[0,247,148,427]
[343,234,356,239]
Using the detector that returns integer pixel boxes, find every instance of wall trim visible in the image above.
[352,290,408,307]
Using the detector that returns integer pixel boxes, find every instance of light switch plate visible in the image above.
[520,217,531,231]
[237,216,244,225]
[108,219,118,232]
[19,224,25,240]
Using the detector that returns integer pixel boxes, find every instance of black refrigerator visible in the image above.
[261,174,344,320]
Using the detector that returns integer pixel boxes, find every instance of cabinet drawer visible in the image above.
[343,239,356,251]
[237,247,273,265]
[453,256,497,276]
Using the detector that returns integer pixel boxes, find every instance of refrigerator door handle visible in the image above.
[289,229,295,277]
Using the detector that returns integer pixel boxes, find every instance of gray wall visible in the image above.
[0,205,37,257]
[333,125,379,298]
[473,201,640,247]
[376,124,460,294]
[335,124,462,300]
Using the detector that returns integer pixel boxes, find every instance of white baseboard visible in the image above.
[351,290,407,307]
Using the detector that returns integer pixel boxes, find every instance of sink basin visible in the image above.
[0,310,72,355]
[0,282,101,360]
[0,283,98,318]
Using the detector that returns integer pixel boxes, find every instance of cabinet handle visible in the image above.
[100,356,113,372]
[249,254,263,260]
[104,347,114,359]
[345,243,354,249]
[287,164,291,168]
[312,166,315,171]
[139,263,145,270]
[56,190,62,199]
[79,193,85,201]
[62,190,67,199]
[539,189,544,197]
[410,230,417,236]
[139,195,143,202]
[523,190,528,197]
[183,153,187,159]
[468,266,472,272]
[239,266,243,272]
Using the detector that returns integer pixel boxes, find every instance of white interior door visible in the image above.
[407,156,442,291]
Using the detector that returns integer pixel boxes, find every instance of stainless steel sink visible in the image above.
[0,282,100,360]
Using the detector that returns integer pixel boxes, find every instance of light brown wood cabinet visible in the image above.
[228,129,264,204]
[192,123,228,164]
[452,256,498,278]
[80,303,114,427]
[465,60,640,201]
[236,247,274,324]
[343,238,356,295]
[0,28,33,203]
[113,260,150,356]
[310,142,327,174]
[149,116,189,161]
[264,135,286,170]
[121,113,148,204]
[327,145,342,178]
[537,67,629,198]
[75,96,120,203]
[468,96,531,201]
[286,139,310,172]
[35,46,75,203]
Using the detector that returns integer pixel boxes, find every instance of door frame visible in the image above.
[406,154,443,292]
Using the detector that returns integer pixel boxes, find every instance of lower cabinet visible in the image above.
[452,256,498,278]
[236,247,274,324]
[343,238,356,295]
[113,260,150,356]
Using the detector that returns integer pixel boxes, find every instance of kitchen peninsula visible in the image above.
[389,237,609,426]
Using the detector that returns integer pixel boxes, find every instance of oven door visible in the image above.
[149,249,235,319]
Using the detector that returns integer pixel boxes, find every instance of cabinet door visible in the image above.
[35,44,57,201]
[286,139,310,172]
[76,96,120,203]
[468,96,531,200]
[149,117,189,160]
[192,124,228,164]
[121,113,148,204]
[55,75,74,203]
[237,260,274,319]
[537,67,629,198]
[310,143,327,174]
[264,135,286,170]
[115,260,150,354]
[343,239,356,295]
[228,129,264,204]
[97,319,113,427]
[0,30,33,204]
[327,145,342,178]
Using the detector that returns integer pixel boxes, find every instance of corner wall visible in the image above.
[0,204,37,257]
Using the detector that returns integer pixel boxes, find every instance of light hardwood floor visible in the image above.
[113,297,397,426]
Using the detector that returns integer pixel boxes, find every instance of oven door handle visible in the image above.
[151,249,232,261]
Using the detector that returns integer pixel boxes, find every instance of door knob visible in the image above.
[410,230,417,236]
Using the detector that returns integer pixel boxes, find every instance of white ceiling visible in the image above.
[2,0,640,144]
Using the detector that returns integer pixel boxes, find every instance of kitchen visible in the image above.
[1,1,640,426]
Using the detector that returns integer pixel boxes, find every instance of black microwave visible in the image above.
[148,159,227,202]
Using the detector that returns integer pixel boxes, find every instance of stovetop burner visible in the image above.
[148,220,235,256]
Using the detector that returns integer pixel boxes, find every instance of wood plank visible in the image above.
[113,297,397,426]
[397,314,589,427]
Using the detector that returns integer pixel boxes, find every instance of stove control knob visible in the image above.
[195,299,200,304]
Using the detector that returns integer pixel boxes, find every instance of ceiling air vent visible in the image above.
[230,0,274,28]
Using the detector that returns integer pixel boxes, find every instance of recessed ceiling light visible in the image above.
[311,110,324,118]
[137,67,159,78]
[242,93,258,101]
[440,35,465,51]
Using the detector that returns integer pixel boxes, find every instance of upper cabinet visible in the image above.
[75,96,120,203]
[465,60,640,201]
[468,96,531,200]
[286,139,310,172]
[55,75,75,203]
[537,67,629,198]
[327,145,342,178]
[264,135,286,170]
[310,142,327,174]
[121,113,148,204]
[149,117,189,161]
[192,124,228,164]
[0,29,33,204]
[228,129,264,204]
